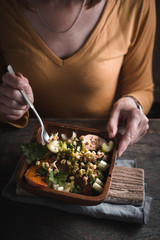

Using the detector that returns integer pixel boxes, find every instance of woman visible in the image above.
[0,0,156,156]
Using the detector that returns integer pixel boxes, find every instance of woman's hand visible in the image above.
[0,72,34,121]
[107,97,149,157]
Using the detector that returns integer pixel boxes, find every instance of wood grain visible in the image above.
[106,166,144,205]
[1,118,160,240]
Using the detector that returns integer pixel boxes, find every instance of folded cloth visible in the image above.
[1,158,152,224]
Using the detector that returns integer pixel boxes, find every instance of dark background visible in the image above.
[148,0,160,118]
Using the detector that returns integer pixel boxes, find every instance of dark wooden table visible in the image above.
[0,118,160,240]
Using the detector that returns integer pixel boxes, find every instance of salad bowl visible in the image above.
[16,122,118,206]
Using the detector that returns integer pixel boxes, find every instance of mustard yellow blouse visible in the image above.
[0,0,156,127]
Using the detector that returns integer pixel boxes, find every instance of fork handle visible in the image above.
[20,89,34,109]
[20,89,44,130]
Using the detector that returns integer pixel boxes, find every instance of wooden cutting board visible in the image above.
[106,166,145,206]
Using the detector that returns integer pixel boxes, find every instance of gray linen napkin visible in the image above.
[1,158,152,224]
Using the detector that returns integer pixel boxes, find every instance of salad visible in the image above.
[22,131,114,196]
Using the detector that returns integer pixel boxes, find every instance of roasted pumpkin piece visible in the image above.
[25,164,48,188]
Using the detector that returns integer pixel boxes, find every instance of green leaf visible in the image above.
[21,142,49,165]
[48,170,55,182]
[97,156,104,163]
[37,161,48,176]
[68,142,74,149]
[70,184,81,194]
[97,170,104,180]
[46,171,68,187]
[88,170,95,184]
[54,171,68,186]
[37,167,47,176]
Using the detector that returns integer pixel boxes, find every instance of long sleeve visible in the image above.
[115,0,156,114]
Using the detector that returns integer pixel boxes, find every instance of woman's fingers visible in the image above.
[107,105,120,139]
[0,84,25,104]
[2,72,28,88]
[0,91,29,110]
[128,114,149,145]
[17,72,34,103]
[117,110,140,156]
[117,110,149,157]
[107,98,149,157]
[0,72,34,121]
[2,72,34,104]
[0,102,27,121]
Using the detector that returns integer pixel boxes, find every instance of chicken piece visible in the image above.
[83,134,107,151]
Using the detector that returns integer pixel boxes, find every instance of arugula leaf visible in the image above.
[21,142,49,165]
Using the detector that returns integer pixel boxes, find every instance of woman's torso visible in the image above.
[0,0,134,118]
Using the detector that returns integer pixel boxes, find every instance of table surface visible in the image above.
[0,118,160,240]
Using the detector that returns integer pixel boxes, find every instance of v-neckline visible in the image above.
[15,0,116,67]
